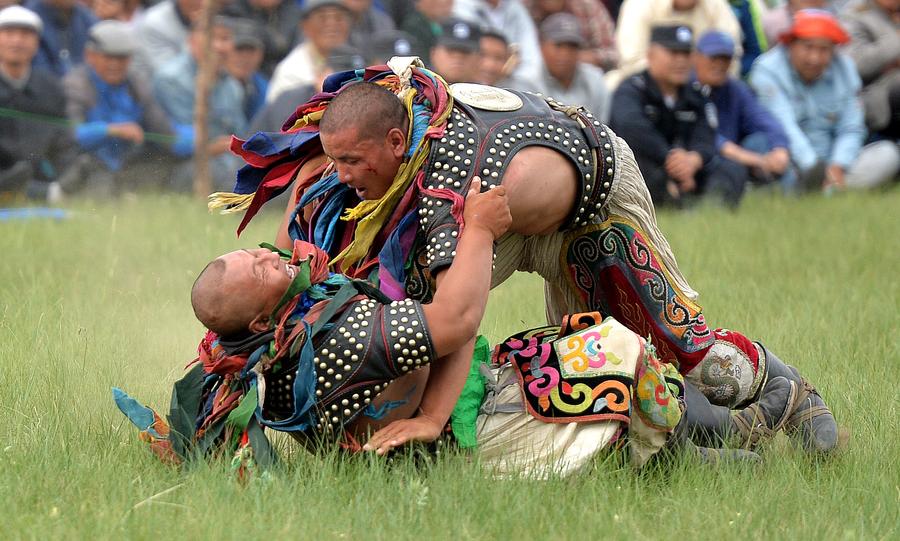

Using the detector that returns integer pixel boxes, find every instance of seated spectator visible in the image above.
[153,17,248,192]
[90,0,143,23]
[344,0,396,49]
[227,20,268,126]
[610,25,745,207]
[222,0,302,78]
[750,9,900,191]
[692,30,791,188]
[24,0,97,77]
[250,44,367,133]
[762,0,828,46]
[62,20,187,196]
[841,0,900,140]
[369,30,418,64]
[0,5,76,202]
[478,27,531,89]
[609,0,742,89]
[267,0,351,103]
[133,0,203,76]
[452,0,543,80]
[429,17,481,83]
[523,0,619,71]
[529,13,609,121]
[400,0,453,64]
[729,0,769,76]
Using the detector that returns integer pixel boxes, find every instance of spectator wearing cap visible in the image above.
[153,17,248,192]
[23,0,97,77]
[750,9,900,191]
[343,0,396,50]
[478,27,531,89]
[222,0,302,78]
[523,0,619,71]
[609,0,742,89]
[841,0,900,140]
[132,0,204,76]
[452,0,543,81]
[611,25,746,207]
[227,20,268,125]
[530,13,609,121]
[692,30,791,189]
[762,0,829,47]
[267,0,351,103]
[369,30,419,64]
[250,44,366,133]
[400,0,453,65]
[62,20,186,196]
[0,5,77,202]
[429,17,482,83]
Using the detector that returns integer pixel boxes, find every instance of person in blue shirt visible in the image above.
[692,30,792,188]
[153,17,249,192]
[750,9,900,192]
[63,21,192,196]
[226,20,268,129]
[24,0,97,77]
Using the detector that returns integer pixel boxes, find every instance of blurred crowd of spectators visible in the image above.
[0,0,897,207]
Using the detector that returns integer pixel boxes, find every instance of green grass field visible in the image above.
[1,190,898,540]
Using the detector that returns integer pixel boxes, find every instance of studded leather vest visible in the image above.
[263,297,435,435]
[407,89,617,302]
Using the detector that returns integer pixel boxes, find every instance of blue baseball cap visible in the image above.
[696,30,735,57]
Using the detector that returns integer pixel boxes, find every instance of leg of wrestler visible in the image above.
[558,135,838,451]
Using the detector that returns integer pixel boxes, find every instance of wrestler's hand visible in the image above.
[463,177,512,240]
[362,415,443,456]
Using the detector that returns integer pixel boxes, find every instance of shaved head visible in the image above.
[319,81,407,141]
[191,259,253,337]
[191,248,299,337]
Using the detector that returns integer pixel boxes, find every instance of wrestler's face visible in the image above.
[321,125,406,200]
[219,248,300,326]
[789,37,834,83]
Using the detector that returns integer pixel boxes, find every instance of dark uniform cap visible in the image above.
[87,20,137,56]
[539,12,585,47]
[370,31,418,62]
[232,19,264,50]
[326,44,368,72]
[435,17,481,53]
[650,24,694,52]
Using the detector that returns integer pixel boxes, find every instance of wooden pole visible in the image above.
[192,0,217,199]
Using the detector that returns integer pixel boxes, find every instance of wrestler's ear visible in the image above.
[248,312,269,334]
[386,127,407,159]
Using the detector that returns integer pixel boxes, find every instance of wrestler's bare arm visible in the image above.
[364,181,510,454]
[502,146,578,236]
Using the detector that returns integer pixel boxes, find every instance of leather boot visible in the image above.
[759,343,838,453]
[731,376,796,448]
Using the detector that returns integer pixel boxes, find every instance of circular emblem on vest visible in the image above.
[449,83,524,112]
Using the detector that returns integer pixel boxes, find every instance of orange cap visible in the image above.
[779,9,850,45]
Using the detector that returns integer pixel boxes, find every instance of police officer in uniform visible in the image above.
[610,25,744,208]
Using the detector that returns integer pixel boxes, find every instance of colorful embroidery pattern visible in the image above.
[498,314,635,424]
[562,218,714,372]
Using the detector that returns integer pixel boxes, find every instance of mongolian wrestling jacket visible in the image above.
[113,241,437,474]
[210,58,619,303]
